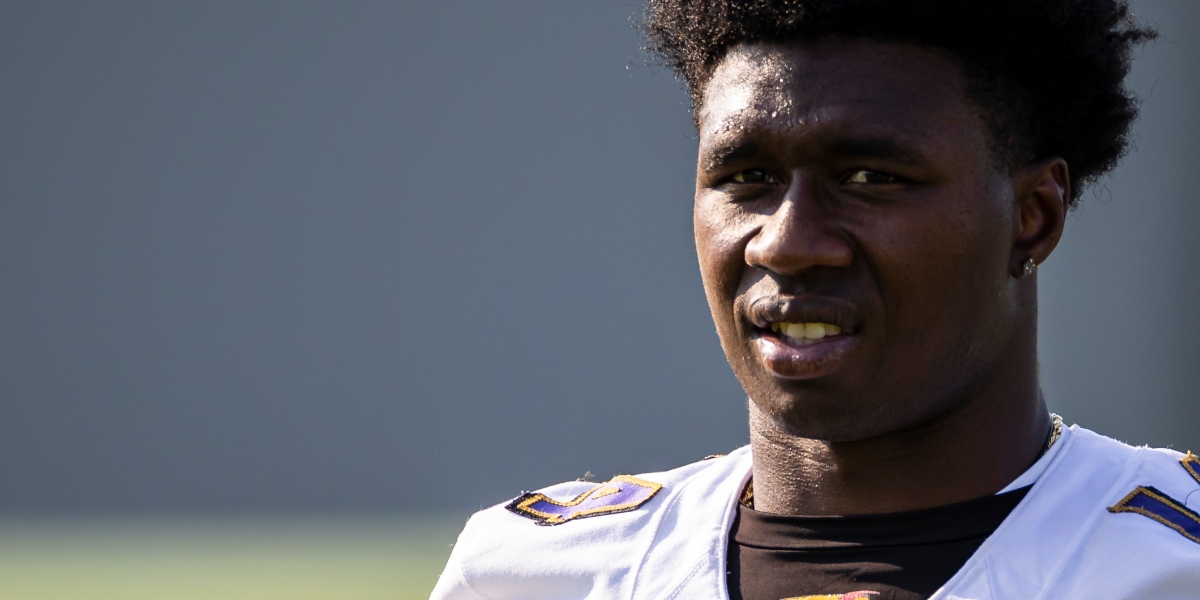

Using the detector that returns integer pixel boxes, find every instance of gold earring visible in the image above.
[1022,258,1037,277]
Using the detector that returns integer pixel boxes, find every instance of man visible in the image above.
[431,1,1200,598]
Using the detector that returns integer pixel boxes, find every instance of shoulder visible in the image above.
[429,447,751,600]
[1046,427,1200,597]
[1067,425,1197,506]
[956,426,1200,599]
[1089,427,1200,544]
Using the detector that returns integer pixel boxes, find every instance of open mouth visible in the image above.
[745,298,864,379]
[753,320,859,379]
[767,321,846,346]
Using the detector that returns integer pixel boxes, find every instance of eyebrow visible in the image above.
[702,140,765,170]
[701,134,925,170]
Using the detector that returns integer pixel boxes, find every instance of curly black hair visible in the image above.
[642,0,1157,205]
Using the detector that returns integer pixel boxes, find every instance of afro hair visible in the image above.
[642,0,1157,204]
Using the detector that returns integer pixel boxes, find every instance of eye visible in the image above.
[844,169,898,185]
[730,169,773,184]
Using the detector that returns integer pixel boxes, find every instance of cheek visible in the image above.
[694,196,753,299]
[694,196,760,347]
[867,189,1013,342]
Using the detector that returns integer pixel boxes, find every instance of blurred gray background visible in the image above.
[1,0,1196,515]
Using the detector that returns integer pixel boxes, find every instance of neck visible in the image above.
[749,348,1050,516]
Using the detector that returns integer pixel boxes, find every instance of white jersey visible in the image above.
[431,426,1200,599]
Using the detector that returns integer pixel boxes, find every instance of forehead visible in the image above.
[698,40,982,152]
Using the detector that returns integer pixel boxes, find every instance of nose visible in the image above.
[744,175,853,276]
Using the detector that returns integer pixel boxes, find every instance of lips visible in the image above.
[746,296,864,379]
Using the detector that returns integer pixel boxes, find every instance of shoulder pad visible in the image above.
[430,448,752,600]
[1108,451,1200,544]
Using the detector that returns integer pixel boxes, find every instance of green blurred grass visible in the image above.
[0,515,464,600]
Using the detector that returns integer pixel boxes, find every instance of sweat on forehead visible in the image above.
[696,41,982,159]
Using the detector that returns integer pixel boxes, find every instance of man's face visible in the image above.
[695,40,1023,440]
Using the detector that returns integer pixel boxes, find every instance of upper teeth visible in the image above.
[770,322,842,341]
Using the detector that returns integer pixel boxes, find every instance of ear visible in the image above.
[1009,157,1069,277]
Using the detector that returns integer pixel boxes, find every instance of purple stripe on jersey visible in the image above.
[506,475,663,525]
[1109,486,1200,544]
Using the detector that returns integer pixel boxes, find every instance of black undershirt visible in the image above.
[726,486,1030,600]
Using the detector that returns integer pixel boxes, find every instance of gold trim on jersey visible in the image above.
[505,474,662,525]
[1182,451,1200,486]
[781,592,879,600]
[1108,485,1200,545]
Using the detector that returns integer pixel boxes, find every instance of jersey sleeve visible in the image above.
[429,517,490,600]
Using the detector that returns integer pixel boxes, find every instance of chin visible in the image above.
[748,382,925,442]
